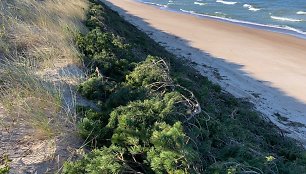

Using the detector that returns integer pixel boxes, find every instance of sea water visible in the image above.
[137,0,306,39]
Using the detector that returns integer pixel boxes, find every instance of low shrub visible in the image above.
[64,1,306,173]
[78,76,117,100]
[76,29,135,80]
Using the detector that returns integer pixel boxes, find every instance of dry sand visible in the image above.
[101,0,306,144]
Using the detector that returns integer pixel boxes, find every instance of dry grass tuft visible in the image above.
[0,0,88,137]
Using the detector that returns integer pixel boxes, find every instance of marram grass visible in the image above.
[0,0,88,137]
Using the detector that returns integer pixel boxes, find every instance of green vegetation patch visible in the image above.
[63,0,306,173]
[0,155,10,174]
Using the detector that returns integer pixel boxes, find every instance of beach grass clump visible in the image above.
[63,0,306,173]
[0,0,88,137]
[0,60,63,137]
[0,154,10,174]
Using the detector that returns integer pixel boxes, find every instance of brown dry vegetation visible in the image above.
[0,0,90,172]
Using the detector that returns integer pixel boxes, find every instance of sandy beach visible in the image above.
[101,0,306,143]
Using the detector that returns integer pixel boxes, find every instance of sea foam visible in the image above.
[216,0,237,5]
[194,2,206,6]
[180,9,195,14]
[297,11,306,15]
[142,1,168,8]
[178,8,306,38]
[140,0,306,39]
[271,16,303,22]
[243,4,260,12]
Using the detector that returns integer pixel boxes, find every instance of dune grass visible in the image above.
[0,0,88,139]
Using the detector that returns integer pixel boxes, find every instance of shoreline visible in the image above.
[138,0,306,40]
[101,0,306,144]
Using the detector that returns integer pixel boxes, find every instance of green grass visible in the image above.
[63,0,306,173]
[0,155,10,174]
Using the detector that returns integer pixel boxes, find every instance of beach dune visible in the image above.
[102,0,306,143]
